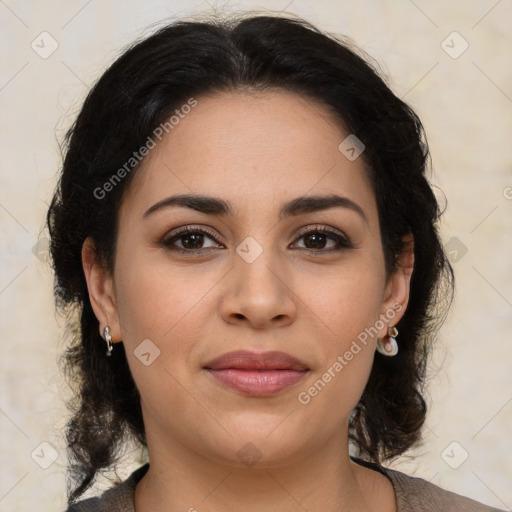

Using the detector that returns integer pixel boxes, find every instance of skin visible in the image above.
[82,89,414,512]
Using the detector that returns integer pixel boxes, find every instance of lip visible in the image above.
[204,350,309,371]
[203,350,309,397]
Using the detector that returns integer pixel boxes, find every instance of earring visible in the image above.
[376,326,399,357]
[103,326,113,357]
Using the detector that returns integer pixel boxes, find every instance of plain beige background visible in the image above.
[0,0,511,510]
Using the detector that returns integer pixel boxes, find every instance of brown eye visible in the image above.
[303,232,329,249]
[180,232,206,249]
[161,227,223,253]
[292,226,353,252]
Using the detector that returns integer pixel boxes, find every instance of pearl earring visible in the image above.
[376,326,399,357]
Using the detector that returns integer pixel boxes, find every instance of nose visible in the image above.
[220,248,297,330]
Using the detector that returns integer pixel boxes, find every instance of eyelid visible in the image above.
[161,225,224,247]
[159,223,354,253]
[290,224,354,252]
[293,224,350,243]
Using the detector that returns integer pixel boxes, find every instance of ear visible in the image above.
[377,233,414,337]
[82,237,122,344]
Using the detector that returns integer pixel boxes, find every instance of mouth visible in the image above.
[203,350,309,397]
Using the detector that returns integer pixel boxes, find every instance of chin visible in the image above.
[195,415,321,469]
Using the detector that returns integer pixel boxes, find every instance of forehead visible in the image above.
[121,90,377,223]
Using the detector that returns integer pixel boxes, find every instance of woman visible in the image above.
[47,12,505,512]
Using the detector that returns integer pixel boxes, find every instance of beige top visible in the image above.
[65,460,507,511]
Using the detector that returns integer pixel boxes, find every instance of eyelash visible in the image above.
[159,225,354,255]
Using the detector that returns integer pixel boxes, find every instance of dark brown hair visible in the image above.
[46,12,454,504]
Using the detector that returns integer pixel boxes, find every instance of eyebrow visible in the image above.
[142,193,368,224]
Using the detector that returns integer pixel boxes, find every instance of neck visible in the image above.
[134,431,394,512]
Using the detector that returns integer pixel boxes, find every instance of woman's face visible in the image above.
[85,90,412,467]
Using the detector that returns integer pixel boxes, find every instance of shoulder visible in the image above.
[382,466,507,512]
[63,464,149,512]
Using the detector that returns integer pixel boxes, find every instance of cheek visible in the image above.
[113,249,224,368]
[294,344,374,443]
[294,259,386,341]
[293,268,381,418]
[112,252,221,424]
[114,246,187,335]
[290,262,383,410]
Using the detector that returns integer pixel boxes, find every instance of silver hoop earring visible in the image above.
[104,326,113,357]
[376,326,399,357]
